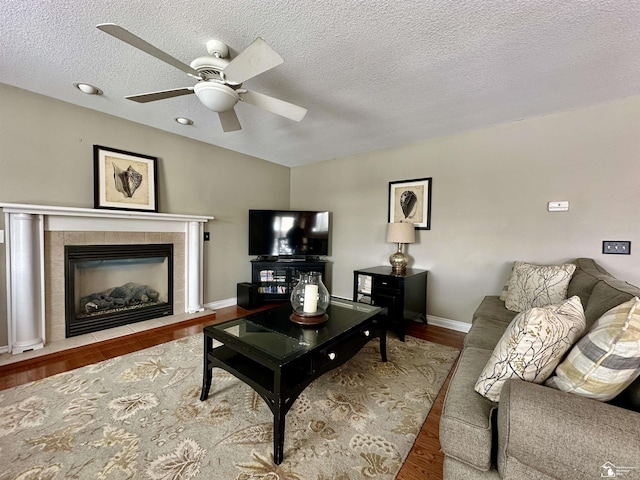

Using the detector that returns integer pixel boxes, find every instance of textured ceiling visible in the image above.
[2,1,640,167]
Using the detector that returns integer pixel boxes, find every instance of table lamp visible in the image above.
[386,222,416,273]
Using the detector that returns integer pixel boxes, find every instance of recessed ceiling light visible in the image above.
[175,117,193,125]
[73,83,103,95]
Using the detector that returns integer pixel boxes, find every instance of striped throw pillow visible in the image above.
[546,297,640,401]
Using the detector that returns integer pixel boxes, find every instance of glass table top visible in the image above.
[207,298,382,362]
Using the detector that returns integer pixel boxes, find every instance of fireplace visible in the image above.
[1,203,211,354]
[65,244,174,337]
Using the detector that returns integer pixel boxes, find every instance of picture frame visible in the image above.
[388,177,432,230]
[94,145,158,212]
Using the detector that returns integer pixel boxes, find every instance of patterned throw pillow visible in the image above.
[475,296,586,402]
[546,297,640,401]
[505,261,576,312]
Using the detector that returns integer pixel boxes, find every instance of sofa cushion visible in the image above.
[505,261,576,312]
[611,375,640,412]
[475,296,586,402]
[583,279,638,328]
[498,379,640,480]
[443,456,501,480]
[440,347,497,471]
[566,258,607,309]
[473,296,517,324]
[547,297,640,401]
[465,317,511,350]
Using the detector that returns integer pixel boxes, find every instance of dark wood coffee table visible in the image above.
[200,298,386,464]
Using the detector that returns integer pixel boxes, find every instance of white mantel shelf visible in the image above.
[0,203,213,223]
[2,203,214,354]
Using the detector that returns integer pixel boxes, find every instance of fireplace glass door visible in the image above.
[65,244,174,337]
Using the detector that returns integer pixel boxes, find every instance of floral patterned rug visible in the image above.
[0,334,458,480]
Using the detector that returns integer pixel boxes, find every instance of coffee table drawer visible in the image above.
[313,323,378,371]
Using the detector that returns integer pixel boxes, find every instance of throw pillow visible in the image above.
[475,295,586,402]
[545,297,640,401]
[505,261,576,312]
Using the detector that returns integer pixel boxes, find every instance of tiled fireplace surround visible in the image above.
[1,203,213,359]
[45,230,186,343]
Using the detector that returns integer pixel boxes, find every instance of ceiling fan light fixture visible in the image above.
[175,117,193,125]
[73,82,103,95]
[194,82,239,112]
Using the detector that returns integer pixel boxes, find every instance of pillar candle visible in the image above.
[303,284,318,313]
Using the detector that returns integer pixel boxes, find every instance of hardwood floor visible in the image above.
[0,304,465,479]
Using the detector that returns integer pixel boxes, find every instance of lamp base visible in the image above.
[389,244,408,274]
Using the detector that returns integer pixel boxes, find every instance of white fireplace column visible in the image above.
[186,220,205,313]
[6,212,45,353]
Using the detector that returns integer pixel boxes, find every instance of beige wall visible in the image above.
[291,95,640,325]
[0,83,290,346]
[2,83,640,344]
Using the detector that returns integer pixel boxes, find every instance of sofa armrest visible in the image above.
[497,379,640,480]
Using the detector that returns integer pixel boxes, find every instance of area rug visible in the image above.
[0,334,458,480]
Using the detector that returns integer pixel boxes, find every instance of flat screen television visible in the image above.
[249,210,330,257]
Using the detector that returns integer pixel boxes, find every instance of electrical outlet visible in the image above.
[203,232,210,241]
[602,241,631,255]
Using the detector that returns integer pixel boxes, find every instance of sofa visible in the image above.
[440,258,640,479]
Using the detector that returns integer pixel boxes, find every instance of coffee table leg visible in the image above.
[273,400,286,465]
[200,334,213,401]
[380,329,387,362]
[271,369,287,464]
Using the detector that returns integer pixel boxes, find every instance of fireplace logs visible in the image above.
[80,282,161,316]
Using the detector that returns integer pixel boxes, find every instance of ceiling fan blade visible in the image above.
[126,87,194,103]
[218,109,242,132]
[222,37,284,84]
[97,23,201,78]
[240,90,307,122]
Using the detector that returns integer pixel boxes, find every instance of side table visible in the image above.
[353,266,428,340]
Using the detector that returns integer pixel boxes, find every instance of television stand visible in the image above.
[250,259,327,302]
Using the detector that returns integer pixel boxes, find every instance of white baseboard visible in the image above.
[0,346,9,354]
[204,297,237,311]
[427,315,471,333]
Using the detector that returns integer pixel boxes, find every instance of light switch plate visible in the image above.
[602,241,631,255]
[0,230,4,243]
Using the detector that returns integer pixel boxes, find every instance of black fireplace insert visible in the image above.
[64,244,174,337]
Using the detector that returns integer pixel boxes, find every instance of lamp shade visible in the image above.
[386,222,415,244]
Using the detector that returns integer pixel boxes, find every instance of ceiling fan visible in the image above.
[96,24,307,132]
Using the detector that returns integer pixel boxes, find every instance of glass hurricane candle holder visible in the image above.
[290,272,330,321]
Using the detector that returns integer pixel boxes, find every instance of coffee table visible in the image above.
[199,298,386,464]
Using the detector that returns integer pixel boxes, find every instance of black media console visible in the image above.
[250,259,327,302]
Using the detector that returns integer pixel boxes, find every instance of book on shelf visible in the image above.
[357,293,372,304]
[357,274,372,295]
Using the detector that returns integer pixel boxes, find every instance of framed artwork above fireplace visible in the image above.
[94,145,158,212]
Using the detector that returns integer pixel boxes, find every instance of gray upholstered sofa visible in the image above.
[440,258,640,479]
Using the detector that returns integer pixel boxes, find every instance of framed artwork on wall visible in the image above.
[388,177,432,230]
[94,145,158,212]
